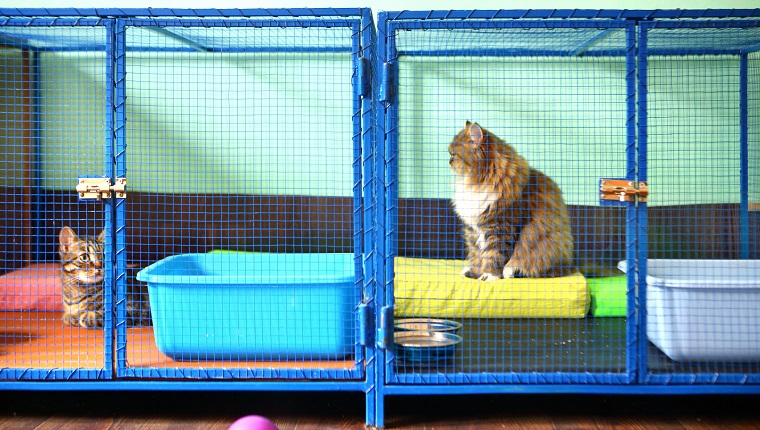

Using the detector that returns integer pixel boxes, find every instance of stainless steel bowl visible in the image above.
[394,318,462,334]
[394,330,462,362]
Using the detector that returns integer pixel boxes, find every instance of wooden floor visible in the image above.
[2,314,760,429]
[1,391,759,429]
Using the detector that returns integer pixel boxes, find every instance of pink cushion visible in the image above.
[0,263,62,311]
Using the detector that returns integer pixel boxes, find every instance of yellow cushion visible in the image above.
[393,257,589,319]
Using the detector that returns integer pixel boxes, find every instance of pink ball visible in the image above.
[228,415,279,430]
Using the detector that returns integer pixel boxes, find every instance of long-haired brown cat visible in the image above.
[59,226,151,328]
[449,121,574,280]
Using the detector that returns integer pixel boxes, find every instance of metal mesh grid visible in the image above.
[1,8,759,393]
[126,25,355,52]
[641,23,760,381]
[752,51,760,237]
[121,20,365,378]
[0,12,372,381]
[0,24,109,379]
[645,25,760,55]
[385,20,633,384]
[393,26,630,56]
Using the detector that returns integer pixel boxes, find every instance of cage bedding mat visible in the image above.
[586,275,627,317]
[393,257,590,319]
[0,263,61,311]
[0,256,620,318]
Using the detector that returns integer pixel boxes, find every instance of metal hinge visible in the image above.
[76,177,127,200]
[358,57,372,98]
[379,62,395,104]
[600,179,648,204]
[377,306,394,350]
[357,303,373,346]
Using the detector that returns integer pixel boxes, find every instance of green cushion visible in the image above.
[587,275,627,317]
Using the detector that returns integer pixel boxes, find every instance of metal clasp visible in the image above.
[76,177,127,200]
[600,179,648,203]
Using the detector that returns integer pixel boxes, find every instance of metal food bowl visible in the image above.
[394,330,462,363]
[394,318,462,334]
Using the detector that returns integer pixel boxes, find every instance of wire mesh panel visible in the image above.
[639,19,760,384]
[0,19,112,379]
[380,14,636,385]
[119,13,371,380]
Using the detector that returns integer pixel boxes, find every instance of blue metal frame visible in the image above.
[102,17,116,381]
[636,20,651,387]
[740,54,750,260]
[2,379,760,394]
[113,13,369,381]
[113,18,128,379]
[355,8,380,425]
[374,11,760,425]
[0,8,365,18]
[2,7,760,428]
[387,19,633,58]
[624,22,640,385]
[637,19,760,386]
[0,17,112,381]
[378,9,760,20]
[0,8,374,391]
[380,15,635,388]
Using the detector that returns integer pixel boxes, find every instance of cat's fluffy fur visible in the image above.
[59,226,151,328]
[449,121,574,280]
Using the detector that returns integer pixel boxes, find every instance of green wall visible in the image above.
[647,56,752,206]
[1,47,757,206]
[35,51,354,197]
[0,50,29,188]
[395,54,758,207]
[396,56,628,206]
[750,52,760,208]
[38,52,107,187]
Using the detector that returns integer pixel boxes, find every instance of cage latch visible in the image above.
[600,179,648,203]
[76,177,127,200]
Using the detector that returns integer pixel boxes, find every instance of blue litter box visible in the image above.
[136,252,359,361]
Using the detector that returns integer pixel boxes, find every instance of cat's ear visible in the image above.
[97,230,106,243]
[59,226,78,250]
[466,122,485,145]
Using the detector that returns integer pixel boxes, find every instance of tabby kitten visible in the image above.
[449,121,574,280]
[59,226,151,328]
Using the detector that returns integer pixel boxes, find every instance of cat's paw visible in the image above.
[461,266,473,277]
[479,273,501,282]
[502,266,516,279]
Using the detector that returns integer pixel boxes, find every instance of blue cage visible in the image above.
[638,17,760,384]
[1,8,760,429]
[0,8,377,386]
[375,8,760,428]
[378,8,637,390]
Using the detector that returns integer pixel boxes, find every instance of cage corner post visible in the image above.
[635,19,650,385]
[624,18,640,386]
[370,9,395,429]
[739,52,749,260]
[111,17,128,378]
[359,6,382,428]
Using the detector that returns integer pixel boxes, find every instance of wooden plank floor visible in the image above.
[1,391,760,429]
[2,313,760,429]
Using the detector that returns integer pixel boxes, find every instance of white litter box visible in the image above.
[620,259,760,362]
